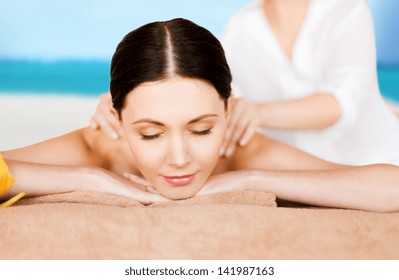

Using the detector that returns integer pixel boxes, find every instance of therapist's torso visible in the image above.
[222,0,399,165]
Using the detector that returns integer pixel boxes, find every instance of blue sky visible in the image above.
[0,0,249,60]
[0,0,398,65]
[368,0,399,65]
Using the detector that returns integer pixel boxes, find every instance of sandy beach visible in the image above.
[0,93,99,150]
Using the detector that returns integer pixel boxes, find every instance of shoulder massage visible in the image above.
[1,18,399,212]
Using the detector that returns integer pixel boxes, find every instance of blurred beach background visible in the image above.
[1,0,399,150]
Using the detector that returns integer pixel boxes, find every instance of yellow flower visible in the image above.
[0,154,15,195]
[0,154,25,207]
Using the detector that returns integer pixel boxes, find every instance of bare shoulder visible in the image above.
[228,133,342,171]
[81,128,138,174]
[2,128,107,167]
[2,127,137,174]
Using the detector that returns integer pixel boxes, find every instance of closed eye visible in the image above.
[140,129,212,140]
[141,134,161,141]
[191,129,212,136]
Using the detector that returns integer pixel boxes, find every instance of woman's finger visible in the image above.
[123,173,153,188]
[146,186,160,194]
[141,193,170,205]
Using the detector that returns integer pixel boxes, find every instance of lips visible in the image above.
[162,173,196,187]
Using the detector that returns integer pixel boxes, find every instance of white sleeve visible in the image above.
[317,1,378,138]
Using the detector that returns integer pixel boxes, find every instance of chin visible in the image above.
[151,173,209,200]
[156,184,203,200]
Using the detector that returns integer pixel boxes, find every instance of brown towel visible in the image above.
[15,190,277,208]
[1,190,399,260]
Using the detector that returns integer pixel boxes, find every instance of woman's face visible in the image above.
[120,76,228,199]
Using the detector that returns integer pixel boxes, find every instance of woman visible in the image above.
[1,18,399,212]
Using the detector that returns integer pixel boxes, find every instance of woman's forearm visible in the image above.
[257,93,341,130]
[1,158,102,200]
[247,164,399,212]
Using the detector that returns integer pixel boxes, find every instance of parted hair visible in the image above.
[110,18,232,116]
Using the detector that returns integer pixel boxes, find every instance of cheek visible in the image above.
[189,128,224,170]
[196,134,222,157]
[125,136,167,177]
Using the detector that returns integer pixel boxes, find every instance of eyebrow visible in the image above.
[131,114,219,126]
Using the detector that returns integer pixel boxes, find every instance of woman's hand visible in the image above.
[220,98,261,157]
[89,93,120,140]
[195,171,250,196]
[122,173,160,194]
[94,169,168,205]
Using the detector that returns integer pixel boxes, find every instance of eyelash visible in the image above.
[191,129,212,136]
[140,129,212,141]
[141,134,161,141]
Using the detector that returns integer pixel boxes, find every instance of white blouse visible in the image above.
[222,0,399,165]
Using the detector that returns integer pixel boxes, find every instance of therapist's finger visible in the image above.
[91,95,120,139]
[94,113,120,140]
[223,102,252,154]
[224,117,252,157]
[100,105,120,132]
[225,101,245,141]
[239,123,256,147]
[221,102,246,156]
[89,116,100,130]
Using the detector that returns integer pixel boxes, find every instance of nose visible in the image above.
[167,135,192,168]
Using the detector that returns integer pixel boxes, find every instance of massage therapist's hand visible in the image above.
[95,169,168,205]
[89,92,120,140]
[220,98,261,158]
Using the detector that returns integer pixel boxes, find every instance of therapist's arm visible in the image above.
[255,92,342,129]
[221,3,376,158]
[220,94,341,157]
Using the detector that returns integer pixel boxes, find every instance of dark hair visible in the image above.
[110,18,232,117]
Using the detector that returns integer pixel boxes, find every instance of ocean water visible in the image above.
[0,60,110,96]
[0,60,399,103]
[376,66,399,103]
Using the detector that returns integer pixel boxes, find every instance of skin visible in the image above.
[119,77,227,199]
[2,76,399,212]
